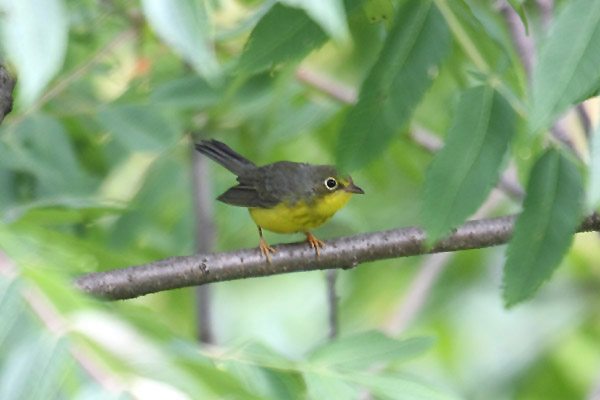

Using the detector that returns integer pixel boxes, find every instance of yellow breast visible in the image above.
[248,191,354,234]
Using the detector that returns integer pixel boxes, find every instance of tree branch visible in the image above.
[74,213,600,300]
[0,65,15,126]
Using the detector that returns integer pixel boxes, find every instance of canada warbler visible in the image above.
[195,140,364,263]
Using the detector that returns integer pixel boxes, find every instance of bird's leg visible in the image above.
[305,232,326,258]
[257,226,275,263]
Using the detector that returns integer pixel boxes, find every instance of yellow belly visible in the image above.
[248,191,353,234]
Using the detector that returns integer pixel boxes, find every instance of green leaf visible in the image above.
[97,105,181,152]
[141,0,219,79]
[150,76,223,110]
[363,0,395,28]
[169,341,264,400]
[422,86,515,243]
[2,197,125,225]
[225,342,296,370]
[530,0,600,133]
[238,0,363,74]
[503,149,584,306]
[0,0,68,106]
[435,0,527,114]
[588,105,600,211]
[506,0,529,33]
[336,0,450,171]
[280,0,350,43]
[0,333,72,400]
[4,115,91,195]
[308,331,433,370]
[305,373,358,400]
[226,362,306,400]
[0,168,17,211]
[237,4,327,74]
[16,116,81,180]
[218,341,306,399]
[0,279,25,348]
[173,360,263,400]
[350,372,460,400]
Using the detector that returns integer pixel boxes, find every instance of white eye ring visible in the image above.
[324,177,337,190]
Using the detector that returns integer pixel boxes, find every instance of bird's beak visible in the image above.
[343,184,364,194]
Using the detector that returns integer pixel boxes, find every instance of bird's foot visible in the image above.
[259,237,276,264]
[305,232,326,258]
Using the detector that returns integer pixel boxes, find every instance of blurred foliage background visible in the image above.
[0,0,600,399]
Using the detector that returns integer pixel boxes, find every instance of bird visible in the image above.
[195,139,364,263]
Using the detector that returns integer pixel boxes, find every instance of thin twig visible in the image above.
[384,252,451,334]
[295,66,357,104]
[326,269,338,340]
[385,188,507,334]
[73,213,600,300]
[576,103,593,139]
[497,0,534,80]
[191,143,216,344]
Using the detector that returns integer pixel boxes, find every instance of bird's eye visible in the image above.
[325,177,337,190]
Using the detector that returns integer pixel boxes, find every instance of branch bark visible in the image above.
[74,213,600,300]
[0,65,15,126]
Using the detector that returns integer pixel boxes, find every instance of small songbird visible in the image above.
[195,140,364,263]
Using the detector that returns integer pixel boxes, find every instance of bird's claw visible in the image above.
[305,233,326,258]
[259,237,276,264]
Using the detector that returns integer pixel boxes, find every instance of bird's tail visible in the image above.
[195,139,256,176]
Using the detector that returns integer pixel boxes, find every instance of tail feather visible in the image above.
[195,140,256,176]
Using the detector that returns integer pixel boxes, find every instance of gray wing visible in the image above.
[217,184,279,208]
[216,161,316,208]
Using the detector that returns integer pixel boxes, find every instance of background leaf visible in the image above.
[304,373,357,400]
[434,0,527,113]
[350,372,460,400]
[530,0,600,133]
[309,331,433,370]
[0,276,107,400]
[237,4,327,74]
[503,149,584,305]
[2,115,92,196]
[97,105,181,153]
[336,0,450,171]
[363,0,395,28]
[150,76,223,110]
[422,85,515,243]
[280,0,350,43]
[0,0,68,106]
[141,0,219,79]
[237,0,362,74]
